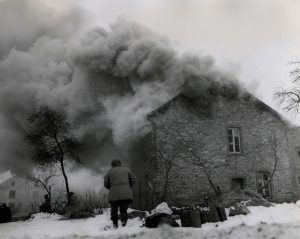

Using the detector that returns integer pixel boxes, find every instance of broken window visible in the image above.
[9,190,16,199]
[231,178,245,192]
[257,172,272,199]
[227,128,241,153]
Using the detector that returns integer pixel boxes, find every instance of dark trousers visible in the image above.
[110,200,132,225]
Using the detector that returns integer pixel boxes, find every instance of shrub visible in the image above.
[57,189,108,219]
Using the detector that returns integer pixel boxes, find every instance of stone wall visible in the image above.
[143,95,300,207]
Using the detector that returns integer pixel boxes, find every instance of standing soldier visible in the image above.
[104,159,136,229]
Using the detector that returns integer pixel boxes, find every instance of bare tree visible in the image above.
[153,120,224,197]
[189,149,222,196]
[150,120,179,202]
[156,148,176,201]
[275,61,300,112]
[24,165,59,202]
[25,105,80,206]
[269,132,280,183]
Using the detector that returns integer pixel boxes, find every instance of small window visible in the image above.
[34,181,39,187]
[231,178,245,191]
[227,128,241,153]
[9,190,16,199]
[11,181,15,186]
[257,172,272,199]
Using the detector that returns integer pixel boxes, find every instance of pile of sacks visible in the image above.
[144,202,179,228]
[144,202,227,228]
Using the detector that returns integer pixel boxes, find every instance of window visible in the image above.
[227,128,241,153]
[231,178,245,192]
[9,190,16,199]
[34,181,39,187]
[11,181,15,186]
[8,202,15,209]
[257,172,272,198]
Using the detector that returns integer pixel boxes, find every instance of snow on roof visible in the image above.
[0,171,14,185]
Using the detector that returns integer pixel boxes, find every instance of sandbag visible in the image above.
[229,203,250,216]
[180,210,201,228]
[216,206,227,222]
[144,213,179,228]
[201,208,220,224]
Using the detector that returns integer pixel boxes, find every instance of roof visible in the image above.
[147,91,289,125]
[0,171,14,185]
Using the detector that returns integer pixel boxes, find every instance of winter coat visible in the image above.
[104,166,136,202]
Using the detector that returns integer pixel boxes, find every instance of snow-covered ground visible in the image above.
[1,203,300,239]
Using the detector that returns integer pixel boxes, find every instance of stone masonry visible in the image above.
[132,94,300,209]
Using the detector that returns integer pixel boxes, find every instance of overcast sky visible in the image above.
[7,0,300,122]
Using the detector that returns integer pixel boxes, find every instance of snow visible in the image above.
[151,202,172,215]
[30,213,62,221]
[1,202,300,239]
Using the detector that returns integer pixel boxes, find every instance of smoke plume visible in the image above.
[0,0,241,173]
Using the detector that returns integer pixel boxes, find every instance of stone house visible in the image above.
[0,171,45,218]
[130,93,300,210]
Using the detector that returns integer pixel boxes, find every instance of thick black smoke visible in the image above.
[0,0,241,173]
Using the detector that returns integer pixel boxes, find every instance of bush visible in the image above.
[65,190,108,219]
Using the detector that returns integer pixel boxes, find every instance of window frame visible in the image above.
[231,177,246,191]
[9,190,16,199]
[227,127,242,154]
[256,172,272,199]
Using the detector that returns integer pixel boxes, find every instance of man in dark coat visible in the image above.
[104,159,136,228]
[0,203,12,223]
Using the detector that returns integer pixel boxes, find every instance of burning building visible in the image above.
[130,93,300,210]
[0,1,299,214]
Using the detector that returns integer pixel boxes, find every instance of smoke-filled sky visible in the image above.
[0,0,300,174]
[82,0,300,109]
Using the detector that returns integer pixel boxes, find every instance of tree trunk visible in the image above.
[60,160,71,206]
[48,186,52,203]
[162,172,169,202]
[205,173,221,196]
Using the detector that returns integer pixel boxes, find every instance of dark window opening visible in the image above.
[231,178,245,192]
[257,172,272,199]
[9,190,16,199]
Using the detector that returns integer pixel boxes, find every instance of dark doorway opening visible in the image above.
[231,178,245,192]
